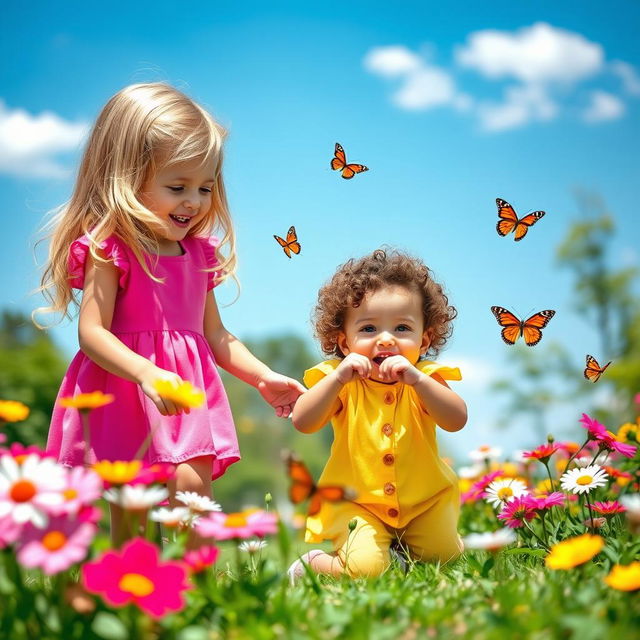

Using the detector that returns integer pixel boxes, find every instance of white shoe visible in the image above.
[287,550,325,586]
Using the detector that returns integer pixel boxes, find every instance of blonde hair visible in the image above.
[34,82,236,326]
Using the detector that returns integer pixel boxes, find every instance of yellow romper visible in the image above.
[303,359,463,577]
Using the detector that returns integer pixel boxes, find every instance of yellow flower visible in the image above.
[604,562,640,591]
[545,534,604,570]
[59,391,115,411]
[153,380,205,408]
[93,460,142,485]
[534,479,554,496]
[0,400,30,423]
[617,422,638,444]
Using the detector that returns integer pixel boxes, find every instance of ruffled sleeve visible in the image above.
[67,234,130,290]
[416,360,462,382]
[303,359,341,389]
[193,235,221,291]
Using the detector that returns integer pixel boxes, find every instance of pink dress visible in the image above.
[46,233,240,479]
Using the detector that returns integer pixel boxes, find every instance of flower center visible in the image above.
[577,475,593,486]
[497,487,514,500]
[64,489,78,501]
[42,531,67,551]
[9,479,37,503]
[225,513,248,528]
[119,573,154,597]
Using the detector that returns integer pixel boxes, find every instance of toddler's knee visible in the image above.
[341,550,390,578]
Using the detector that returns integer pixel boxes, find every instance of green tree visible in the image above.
[0,310,68,446]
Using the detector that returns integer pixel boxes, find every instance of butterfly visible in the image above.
[283,451,355,516]
[331,143,369,180]
[495,198,545,241]
[490,306,556,347]
[273,226,301,258]
[584,354,611,383]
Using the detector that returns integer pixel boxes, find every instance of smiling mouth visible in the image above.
[170,215,191,224]
[372,354,393,366]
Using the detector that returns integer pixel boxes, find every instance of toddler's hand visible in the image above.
[257,371,306,418]
[378,355,422,385]
[138,365,190,416]
[335,353,372,384]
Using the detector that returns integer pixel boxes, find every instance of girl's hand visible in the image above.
[335,353,372,384]
[257,371,306,418]
[138,365,190,416]
[378,355,423,385]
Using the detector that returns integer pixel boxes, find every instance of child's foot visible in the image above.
[287,550,325,586]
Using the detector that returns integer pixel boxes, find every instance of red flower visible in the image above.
[82,538,190,618]
[522,444,558,462]
[592,500,626,516]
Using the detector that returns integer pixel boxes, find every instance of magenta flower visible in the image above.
[524,492,565,511]
[17,516,96,575]
[497,496,538,528]
[579,413,637,458]
[0,513,22,548]
[460,470,505,504]
[592,500,626,516]
[82,538,190,619]
[130,462,177,486]
[183,545,220,573]
[196,509,278,540]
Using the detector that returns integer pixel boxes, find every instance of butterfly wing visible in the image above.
[584,354,611,383]
[521,310,556,346]
[308,486,355,516]
[284,452,315,504]
[491,306,523,345]
[496,199,519,237]
[342,164,369,180]
[331,143,346,171]
[285,226,301,256]
[273,234,292,258]
[514,211,546,242]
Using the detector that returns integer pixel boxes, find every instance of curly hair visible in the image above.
[313,249,457,358]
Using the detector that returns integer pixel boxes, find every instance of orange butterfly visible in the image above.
[491,306,556,347]
[584,354,611,383]
[331,143,369,179]
[283,451,355,516]
[273,226,301,258]
[496,198,545,241]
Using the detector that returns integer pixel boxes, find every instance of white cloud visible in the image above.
[582,90,625,122]
[0,100,88,178]
[610,60,640,95]
[363,46,423,77]
[478,83,558,131]
[455,22,604,85]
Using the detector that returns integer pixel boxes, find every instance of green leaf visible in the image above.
[90,612,129,640]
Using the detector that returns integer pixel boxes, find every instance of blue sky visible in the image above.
[2,1,639,460]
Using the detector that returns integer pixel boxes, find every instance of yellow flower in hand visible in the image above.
[545,533,604,570]
[153,380,205,408]
[59,391,115,412]
[0,400,30,423]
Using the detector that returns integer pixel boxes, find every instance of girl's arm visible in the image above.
[411,373,467,432]
[203,293,305,417]
[78,252,186,416]
[291,353,370,433]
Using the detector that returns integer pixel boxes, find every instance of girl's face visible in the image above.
[139,157,216,252]
[337,284,432,382]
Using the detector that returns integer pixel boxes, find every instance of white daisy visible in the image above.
[560,465,609,495]
[483,478,529,508]
[0,455,66,528]
[238,539,267,554]
[463,529,517,552]
[103,485,168,510]
[175,491,222,513]
[574,452,608,467]
[469,445,502,463]
[149,506,192,527]
[457,465,484,480]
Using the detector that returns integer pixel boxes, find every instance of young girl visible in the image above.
[289,249,467,579]
[37,82,305,541]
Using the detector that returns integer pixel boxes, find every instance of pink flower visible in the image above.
[523,492,565,511]
[183,545,220,573]
[17,516,96,575]
[522,444,558,462]
[2,444,53,463]
[592,500,626,516]
[82,538,190,619]
[130,462,177,486]
[460,470,505,504]
[579,413,637,458]
[497,496,538,528]
[0,513,22,548]
[196,509,278,540]
[53,467,103,516]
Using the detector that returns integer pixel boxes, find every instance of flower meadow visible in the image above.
[0,395,639,639]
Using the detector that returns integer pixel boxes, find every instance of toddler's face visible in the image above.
[338,285,431,382]
[139,157,216,252]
